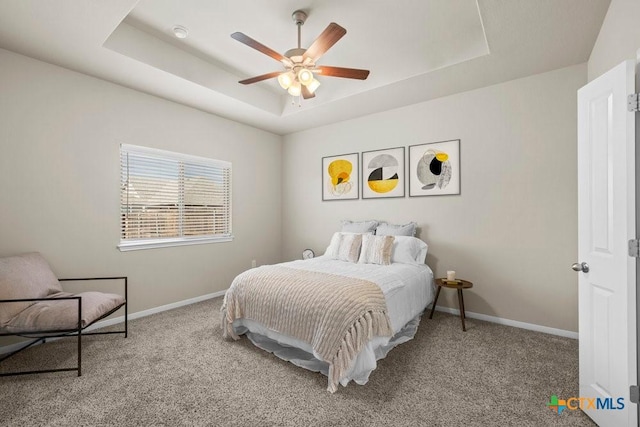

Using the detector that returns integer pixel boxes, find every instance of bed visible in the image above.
[221,230,434,392]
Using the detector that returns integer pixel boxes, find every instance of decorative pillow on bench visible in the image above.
[5,291,125,333]
[0,252,63,328]
[0,252,125,333]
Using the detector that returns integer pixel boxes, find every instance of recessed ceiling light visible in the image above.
[172,25,188,39]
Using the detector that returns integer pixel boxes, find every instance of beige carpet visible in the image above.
[0,297,594,426]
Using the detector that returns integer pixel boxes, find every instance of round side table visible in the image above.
[429,278,473,331]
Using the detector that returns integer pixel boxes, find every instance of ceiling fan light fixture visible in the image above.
[306,78,321,94]
[232,11,369,100]
[278,72,294,89]
[288,81,302,97]
[298,68,314,85]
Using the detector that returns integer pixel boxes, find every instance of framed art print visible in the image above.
[322,153,359,201]
[409,139,460,196]
[361,147,405,199]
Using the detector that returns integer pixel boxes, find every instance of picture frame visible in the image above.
[322,153,359,201]
[409,139,460,197]
[361,147,405,199]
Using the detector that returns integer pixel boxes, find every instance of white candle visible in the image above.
[447,270,456,281]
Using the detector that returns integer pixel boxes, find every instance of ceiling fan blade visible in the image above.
[301,85,316,99]
[303,23,346,62]
[238,71,282,85]
[231,32,292,66]
[315,66,370,80]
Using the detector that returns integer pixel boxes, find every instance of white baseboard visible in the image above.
[0,292,577,356]
[84,289,226,332]
[431,305,579,339]
[0,290,226,355]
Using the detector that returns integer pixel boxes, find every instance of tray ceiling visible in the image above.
[0,0,610,135]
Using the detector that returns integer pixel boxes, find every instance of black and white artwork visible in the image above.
[361,147,405,199]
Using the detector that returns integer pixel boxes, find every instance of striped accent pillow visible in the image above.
[336,233,363,263]
[358,235,395,265]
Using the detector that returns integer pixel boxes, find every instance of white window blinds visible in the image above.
[119,144,232,251]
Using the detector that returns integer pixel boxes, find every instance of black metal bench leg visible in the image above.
[125,277,128,339]
[78,297,82,376]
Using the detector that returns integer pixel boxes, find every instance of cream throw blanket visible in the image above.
[221,265,393,393]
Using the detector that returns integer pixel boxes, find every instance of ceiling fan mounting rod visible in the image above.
[292,10,307,49]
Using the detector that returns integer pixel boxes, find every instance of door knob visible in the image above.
[571,262,589,273]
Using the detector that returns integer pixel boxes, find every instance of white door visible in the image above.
[577,60,637,427]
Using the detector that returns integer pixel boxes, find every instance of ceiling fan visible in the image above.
[231,10,370,99]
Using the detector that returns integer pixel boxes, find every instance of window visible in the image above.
[118,144,232,251]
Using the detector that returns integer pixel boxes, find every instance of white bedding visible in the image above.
[231,256,435,388]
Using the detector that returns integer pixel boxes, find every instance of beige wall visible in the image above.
[0,49,282,316]
[588,0,640,81]
[282,64,586,332]
[0,43,590,336]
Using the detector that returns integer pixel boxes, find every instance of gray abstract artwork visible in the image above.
[416,149,452,190]
[409,139,460,196]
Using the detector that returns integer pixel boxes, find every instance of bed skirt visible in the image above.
[232,312,423,388]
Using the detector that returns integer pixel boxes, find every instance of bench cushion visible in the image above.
[0,253,63,327]
[4,291,125,333]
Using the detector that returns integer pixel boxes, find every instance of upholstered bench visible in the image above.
[0,252,127,377]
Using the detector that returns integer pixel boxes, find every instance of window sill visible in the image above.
[117,236,234,252]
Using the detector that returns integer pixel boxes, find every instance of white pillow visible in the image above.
[325,232,343,258]
[341,220,378,234]
[376,222,417,237]
[391,236,429,264]
[358,234,395,265]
